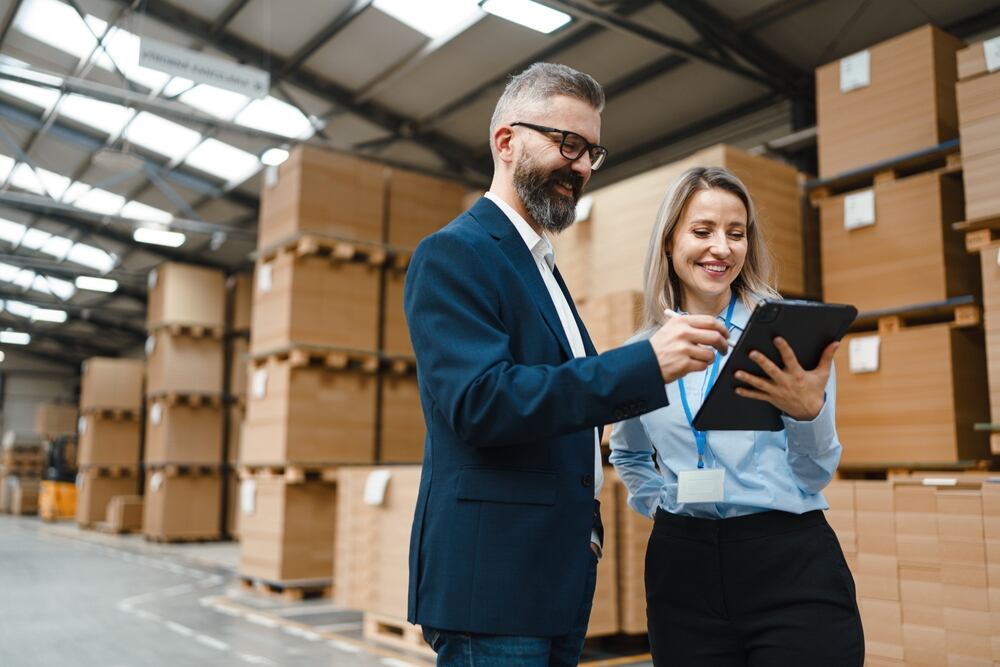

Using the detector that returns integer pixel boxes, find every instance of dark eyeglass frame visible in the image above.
[510,121,608,170]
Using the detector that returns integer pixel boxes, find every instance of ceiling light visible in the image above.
[30,308,67,323]
[480,0,572,33]
[260,148,289,166]
[373,0,483,39]
[75,276,118,293]
[133,226,185,247]
[0,331,30,345]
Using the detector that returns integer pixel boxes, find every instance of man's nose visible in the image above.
[570,151,592,181]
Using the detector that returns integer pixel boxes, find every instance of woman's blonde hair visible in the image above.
[639,166,780,331]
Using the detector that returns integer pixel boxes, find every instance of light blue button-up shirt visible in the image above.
[609,295,842,519]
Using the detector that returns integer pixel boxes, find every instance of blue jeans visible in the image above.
[422,548,599,666]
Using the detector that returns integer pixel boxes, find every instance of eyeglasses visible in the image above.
[511,121,608,171]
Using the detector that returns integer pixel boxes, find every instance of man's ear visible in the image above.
[494,126,515,165]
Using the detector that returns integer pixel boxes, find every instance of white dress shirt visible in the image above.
[484,192,604,502]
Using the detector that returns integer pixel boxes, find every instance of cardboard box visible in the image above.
[143,469,222,541]
[249,251,381,355]
[76,468,139,526]
[382,267,411,358]
[241,358,377,464]
[239,474,336,582]
[577,144,804,301]
[578,290,642,353]
[900,563,943,627]
[8,476,39,515]
[229,273,253,333]
[258,146,386,250]
[957,40,1000,221]
[144,399,223,465]
[147,263,226,330]
[78,413,141,466]
[836,324,991,464]
[225,469,240,538]
[386,168,466,250]
[34,404,77,438]
[815,25,961,177]
[824,480,856,554]
[80,358,144,411]
[818,170,977,313]
[856,553,899,601]
[105,495,143,532]
[146,330,224,396]
[228,337,249,399]
[981,243,1000,438]
[859,598,904,661]
[855,481,896,556]
[227,403,244,465]
[379,373,424,463]
[902,623,946,665]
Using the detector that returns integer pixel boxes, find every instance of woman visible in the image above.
[609,166,863,666]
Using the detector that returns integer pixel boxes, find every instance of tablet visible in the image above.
[691,299,857,432]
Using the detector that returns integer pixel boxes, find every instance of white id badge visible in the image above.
[677,468,725,503]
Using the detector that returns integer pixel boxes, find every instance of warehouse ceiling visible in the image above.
[0,0,997,367]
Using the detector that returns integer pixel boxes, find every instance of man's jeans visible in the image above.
[421,548,598,666]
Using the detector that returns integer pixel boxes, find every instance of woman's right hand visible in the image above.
[648,315,729,383]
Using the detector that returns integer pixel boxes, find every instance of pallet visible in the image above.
[146,463,219,478]
[81,407,141,421]
[806,139,961,203]
[258,233,390,267]
[146,392,224,409]
[144,533,222,544]
[249,345,380,373]
[952,214,1000,253]
[238,464,338,484]
[849,296,981,334]
[149,323,225,340]
[78,465,138,478]
[363,613,435,659]
[238,576,332,601]
[387,250,412,272]
[382,356,417,376]
[95,521,140,535]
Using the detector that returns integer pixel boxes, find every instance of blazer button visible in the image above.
[581,474,594,487]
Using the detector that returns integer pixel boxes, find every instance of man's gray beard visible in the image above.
[513,158,578,234]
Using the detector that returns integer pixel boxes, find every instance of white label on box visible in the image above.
[985,36,1000,73]
[844,189,876,230]
[996,247,1000,266]
[265,165,279,188]
[240,479,257,516]
[840,50,870,92]
[363,470,392,507]
[252,369,268,399]
[145,335,156,356]
[922,477,958,486]
[848,335,880,374]
[257,263,272,294]
[150,472,164,493]
[76,472,83,489]
[150,402,162,425]
[78,416,87,434]
[2,430,14,448]
[147,268,158,290]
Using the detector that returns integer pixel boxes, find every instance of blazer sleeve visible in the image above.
[404,231,668,448]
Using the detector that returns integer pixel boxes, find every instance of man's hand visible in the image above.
[649,315,730,383]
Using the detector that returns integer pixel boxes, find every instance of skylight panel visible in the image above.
[93,26,170,91]
[8,163,71,198]
[0,331,30,345]
[0,218,26,244]
[183,138,260,186]
[75,276,118,293]
[40,274,75,300]
[161,77,195,98]
[179,84,250,120]
[123,112,202,161]
[480,0,572,34]
[67,243,115,273]
[4,300,34,318]
[120,200,173,224]
[14,0,107,62]
[20,228,52,249]
[39,235,73,259]
[134,226,185,247]
[71,187,125,216]
[372,0,483,39]
[0,155,12,181]
[234,96,314,139]
[59,94,134,136]
[0,263,19,281]
[0,79,60,111]
[31,307,68,323]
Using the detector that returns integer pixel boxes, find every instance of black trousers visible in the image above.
[645,509,864,667]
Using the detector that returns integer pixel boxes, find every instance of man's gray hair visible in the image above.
[488,62,605,159]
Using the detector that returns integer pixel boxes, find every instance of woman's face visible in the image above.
[668,187,749,308]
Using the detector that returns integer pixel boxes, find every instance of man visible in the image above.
[404,62,729,666]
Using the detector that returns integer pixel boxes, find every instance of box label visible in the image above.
[145,335,156,356]
[78,416,87,434]
[844,189,876,230]
[252,369,268,399]
[265,165,279,188]
[364,469,392,506]
[985,37,1000,73]
[150,472,164,493]
[76,472,83,489]
[849,335,880,373]
[257,263,272,293]
[147,268,158,290]
[240,479,256,515]
[150,402,162,425]
[840,50,871,92]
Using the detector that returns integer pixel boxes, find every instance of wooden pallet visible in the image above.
[95,521,140,535]
[79,465,138,478]
[382,356,417,375]
[250,345,380,373]
[81,407,141,421]
[146,392,224,409]
[259,233,390,267]
[238,464,338,484]
[952,214,1000,253]
[238,576,332,601]
[146,463,219,478]
[363,613,435,659]
[144,533,222,544]
[149,323,225,340]
[849,296,981,334]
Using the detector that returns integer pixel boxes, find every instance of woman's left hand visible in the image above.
[733,337,838,422]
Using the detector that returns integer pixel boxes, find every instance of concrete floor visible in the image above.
[0,517,652,667]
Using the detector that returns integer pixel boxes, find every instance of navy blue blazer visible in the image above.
[404,197,668,636]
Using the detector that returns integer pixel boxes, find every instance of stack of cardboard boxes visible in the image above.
[238,147,464,591]
[812,25,991,467]
[76,358,144,527]
[956,37,1000,454]
[143,262,226,541]
[34,404,77,440]
[226,273,252,539]
[0,432,46,515]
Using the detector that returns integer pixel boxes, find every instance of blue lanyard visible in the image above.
[677,292,737,469]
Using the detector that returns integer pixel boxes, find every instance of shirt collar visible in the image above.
[484,192,555,270]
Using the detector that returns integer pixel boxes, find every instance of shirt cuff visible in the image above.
[780,393,835,453]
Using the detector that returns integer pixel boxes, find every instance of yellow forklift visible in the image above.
[39,434,77,521]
